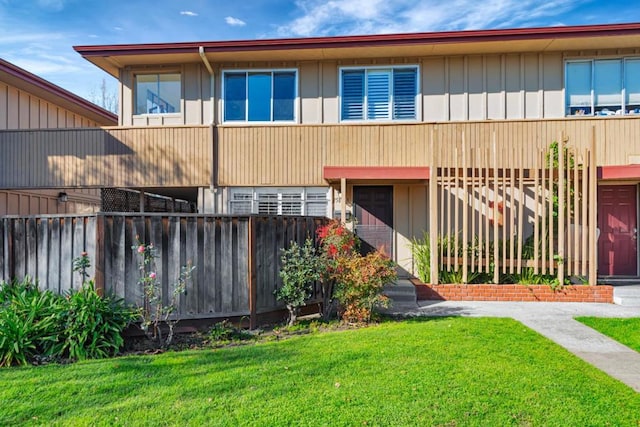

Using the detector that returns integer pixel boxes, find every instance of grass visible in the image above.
[1,318,639,426]
[576,317,640,353]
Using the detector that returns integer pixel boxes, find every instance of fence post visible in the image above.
[429,128,439,285]
[248,216,257,329]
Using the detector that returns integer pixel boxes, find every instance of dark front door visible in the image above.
[353,186,393,256]
[598,185,638,276]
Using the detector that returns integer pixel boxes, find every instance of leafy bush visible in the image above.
[276,238,320,325]
[0,278,62,367]
[56,280,136,360]
[207,320,253,343]
[0,254,136,367]
[333,250,397,323]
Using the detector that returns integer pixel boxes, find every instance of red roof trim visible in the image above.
[598,165,640,180]
[74,22,640,57]
[0,58,117,124]
[324,166,430,181]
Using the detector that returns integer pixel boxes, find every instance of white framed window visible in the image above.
[228,187,329,216]
[339,65,419,122]
[565,58,640,116]
[134,73,181,115]
[222,69,298,123]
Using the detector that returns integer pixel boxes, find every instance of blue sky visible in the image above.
[1,0,640,106]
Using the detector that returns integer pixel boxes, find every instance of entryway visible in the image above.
[353,186,393,256]
[597,185,638,276]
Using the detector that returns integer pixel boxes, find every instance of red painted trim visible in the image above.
[74,22,640,57]
[598,165,640,180]
[323,166,430,181]
[0,59,117,125]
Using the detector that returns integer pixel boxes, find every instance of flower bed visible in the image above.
[410,279,613,303]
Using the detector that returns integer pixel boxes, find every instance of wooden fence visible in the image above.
[428,129,598,285]
[0,214,326,327]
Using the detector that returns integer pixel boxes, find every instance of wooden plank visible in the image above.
[248,217,257,328]
[185,216,198,316]
[429,129,439,285]
[0,219,5,282]
[59,218,73,294]
[581,147,589,277]
[26,218,37,280]
[588,128,598,285]
[48,218,61,293]
[36,218,49,291]
[492,132,499,284]
[557,133,565,285]
[533,151,540,275]
[220,217,233,312]
[462,132,468,283]
[13,219,26,280]
[203,217,217,315]
[72,217,85,290]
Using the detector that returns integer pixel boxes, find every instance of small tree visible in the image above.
[276,238,320,325]
[316,220,358,321]
[132,237,194,348]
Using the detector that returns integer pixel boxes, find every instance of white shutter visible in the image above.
[366,70,391,120]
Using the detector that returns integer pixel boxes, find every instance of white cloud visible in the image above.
[180,11,198,17]
[277,0,577,37]
[37,0,66,11]
[225,16,246,27]
[113,26,123,31]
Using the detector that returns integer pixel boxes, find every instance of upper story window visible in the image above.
[340,66,418,121]
[565,58,640,116]
[134,73,181,115]
[223,70,297,123]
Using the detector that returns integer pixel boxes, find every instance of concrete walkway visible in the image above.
[383,301,640,392]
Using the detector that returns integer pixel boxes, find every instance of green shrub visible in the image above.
[276,238,320,325]
[0,278,62,367]
[56,281,136,360]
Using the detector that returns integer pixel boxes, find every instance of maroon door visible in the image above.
[598,185,638,276]
[353,186,393,256]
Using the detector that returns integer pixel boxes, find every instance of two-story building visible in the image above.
[0,58,117,214]
[4,22,640,283]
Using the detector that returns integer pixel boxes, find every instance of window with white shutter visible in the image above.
[228,188,328,216]
[340,66,418,121]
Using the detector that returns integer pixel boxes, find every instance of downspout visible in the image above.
[199,46,217,212]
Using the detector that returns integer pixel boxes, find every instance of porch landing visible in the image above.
[613,285,640,307]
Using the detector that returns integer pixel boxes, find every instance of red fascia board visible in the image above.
[598,165,640,180]
[324,166,430,181]
[73,22,640,57]
[0,59,117,124]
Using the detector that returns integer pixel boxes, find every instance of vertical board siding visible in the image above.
[217,118,640,186]
[0,126,211,188]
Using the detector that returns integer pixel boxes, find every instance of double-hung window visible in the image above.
[223,70,297,122]
[134,73,181,115]
[340,66,418,121]
[565,58,640,116]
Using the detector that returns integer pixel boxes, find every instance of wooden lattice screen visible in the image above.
[428,127,598,285]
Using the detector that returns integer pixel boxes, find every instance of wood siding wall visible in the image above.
[0,214,325,323]
[0,126,211,189]
[0,81,102,130]
[0,189,101,216]
[217,117,640,186]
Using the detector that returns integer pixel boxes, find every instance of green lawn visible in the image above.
[576,317,640,353]
[1,318,639,426]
